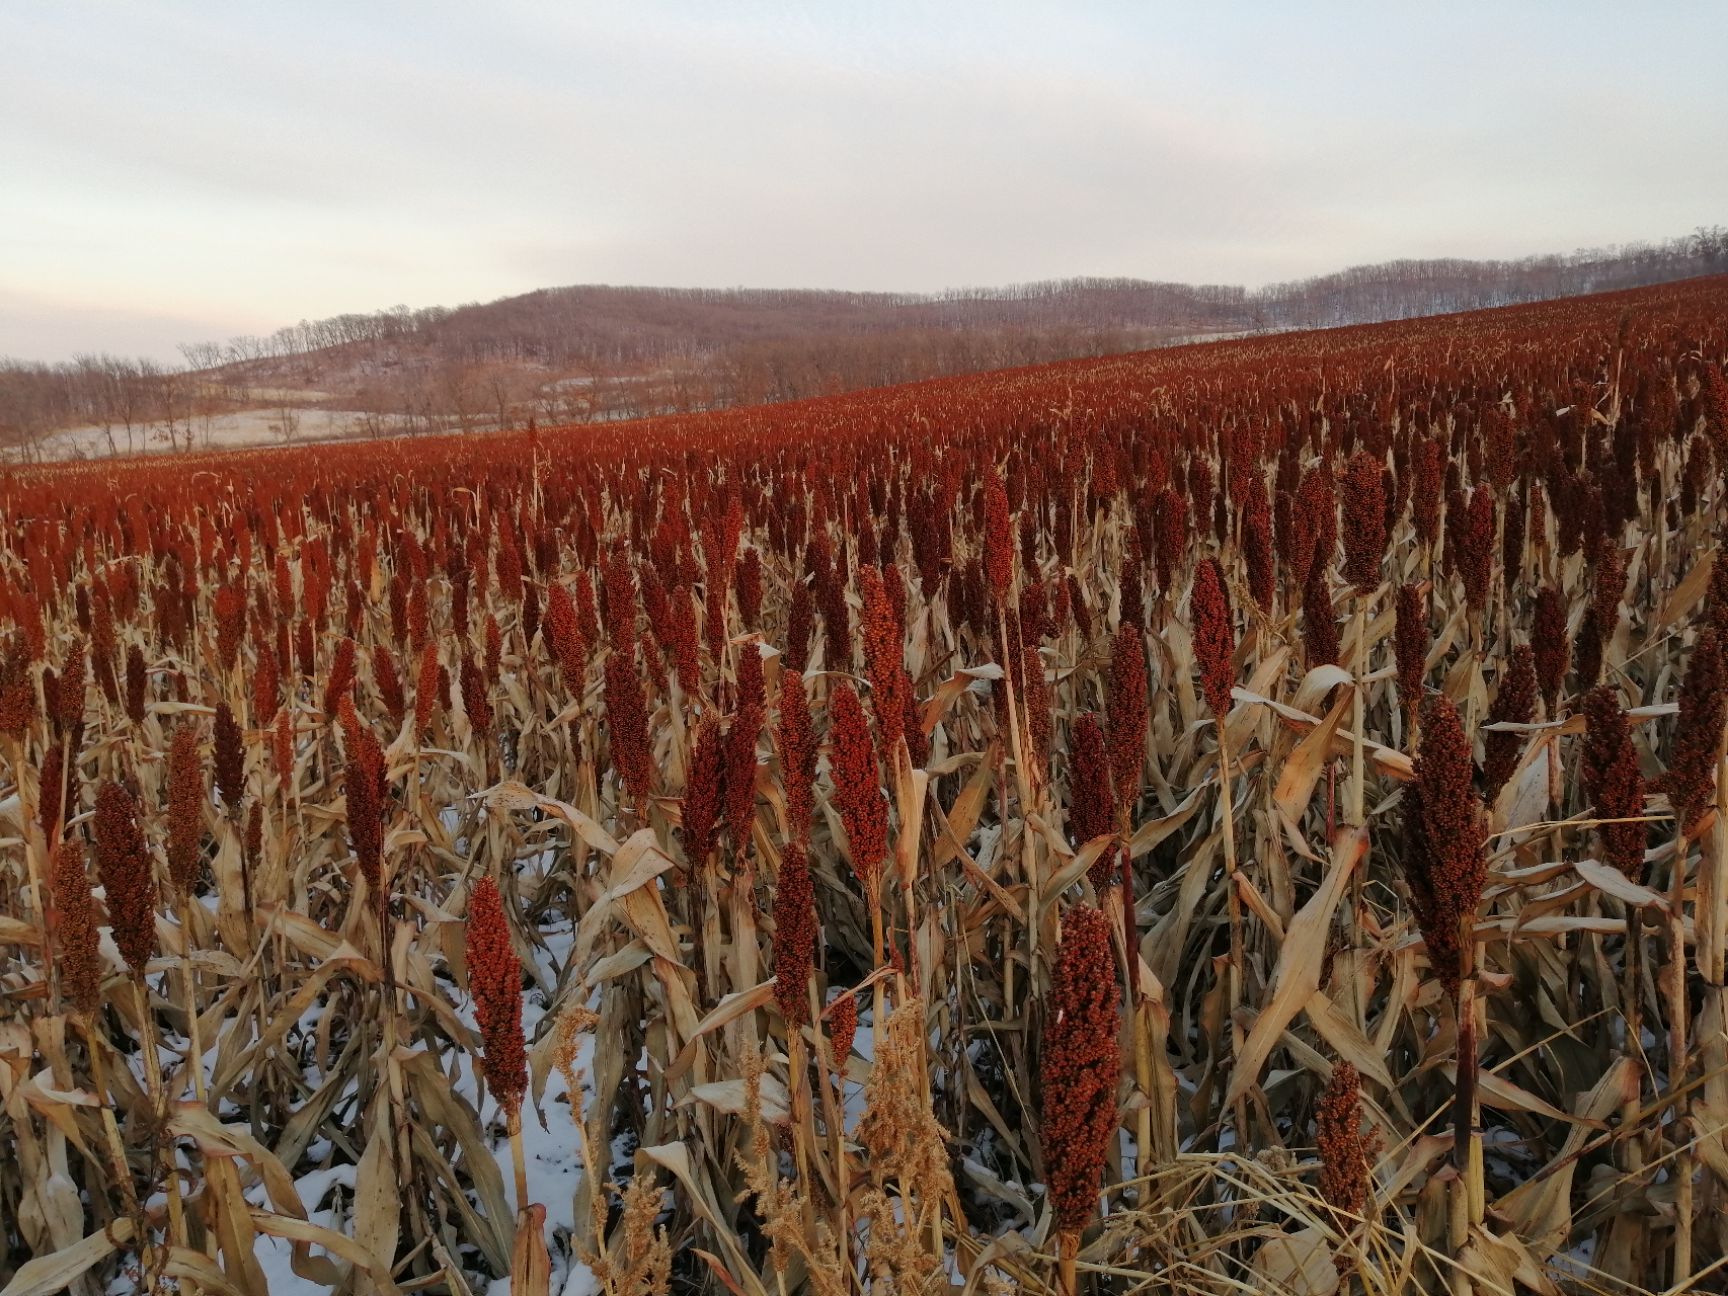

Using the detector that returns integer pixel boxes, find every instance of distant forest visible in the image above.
[5,226,1725,456]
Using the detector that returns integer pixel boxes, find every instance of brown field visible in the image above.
[3,274,1728,1295]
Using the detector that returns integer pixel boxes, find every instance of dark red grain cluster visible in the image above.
[1105,622,1148,810]
[51,839,103,1019]
[94,780,156,977]
[1192,557,1235,722]
[828,682,888,886]
[166,722,205,893]
[1401,695,1485,997]
[772,842,817,1024]
[466,877,527,1115]
[1666,627,1728,834]
[1481,645,1535,803]
[1581,685,1647,880]
[1040,903,1120,1235]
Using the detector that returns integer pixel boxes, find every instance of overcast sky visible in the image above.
[4,1,1725,362]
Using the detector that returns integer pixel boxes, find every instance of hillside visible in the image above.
[4,227,1724,459]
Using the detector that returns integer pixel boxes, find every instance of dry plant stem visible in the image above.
[1348,597,1367,828]
[84,1015,146,1235]
[1348,594,1369,1034]
[810,979,851,1269]
[133,975,190,1255]
[1670,829,1693,1285]
[783,1026,816,1237]
[1622,904,1646,1189]
[177,892,210,1106]
[995,605,1038,979]
[1216,727,1249,1146]
[1057,1228,1079,1296]
[1447,975,1481,1296]
[508,1105,529,1214]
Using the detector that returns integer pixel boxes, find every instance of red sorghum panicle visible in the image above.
[1040,903,1121,1236]
[1192,557,1235,722]
[214,700,244,814]
[778,669,817,843]
[737,546,763,627]
[1303,560,1340,668]
[984,471,1013,603]
[1533,586,1569,716]
[1666,626,1728,834]
[50,839,103,1019]
[484,613,503,685]
[605,642,654,808]
[1701,363,1728,460]
[829,682,888,886]
[1402,694,1486,997]
[574,569,602,649]
[38,743,65,843]
[544,581,587,698]
[460,655,493,738]
[1707,543,1728,637]
[1482,645,1536,803]
[1341,450,1387,594]
[682,719,726,864]
[124,643,146,725]
[603,543,638,650]
[253,643,280,725]
[1502,489,1526,600]
[274,708,294,791]
[296,618,317,681]
[772,842,817,1024]
[828,994,858,1069]
[1153,486,1185,593]
[323,635,357,720]
[1594,547,1627,645]
[1069,712,1116,886]
[1412,436,1444,548]
[215,584,246,672]
[1105,622,1148,811]
[373,644,405,724]
[94,779,156,977]
[89,595,118,705]
[54,639,85,736]
[415,640,440,737]
[1582,685,1647,880]
[466,877,527,1115]
[1316,1061,1370,1241]
[0,650,31,738]
[166,722,204,893]
[1457,487,1496,613]
[860,566,906,756]
[1394,583,1428,717]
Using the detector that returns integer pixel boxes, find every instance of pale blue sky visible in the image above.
[4,1,1725,361]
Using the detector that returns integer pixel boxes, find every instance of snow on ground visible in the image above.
[28,406,421,459]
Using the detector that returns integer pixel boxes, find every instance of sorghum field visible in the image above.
[5,275,1728,1296]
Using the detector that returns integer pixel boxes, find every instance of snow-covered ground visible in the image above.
[30,407,421,459]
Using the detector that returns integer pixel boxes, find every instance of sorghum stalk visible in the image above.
[1405,695,1488,1285]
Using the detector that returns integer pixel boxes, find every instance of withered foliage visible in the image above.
[0,277,1725,1295]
